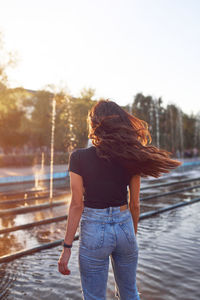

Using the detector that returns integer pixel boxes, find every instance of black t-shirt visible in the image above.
[68,146,130,209]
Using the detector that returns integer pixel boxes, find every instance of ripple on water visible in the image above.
[137,202,200,300]
[0,202,200,300]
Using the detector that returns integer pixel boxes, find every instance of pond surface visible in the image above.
[0,167,200,300]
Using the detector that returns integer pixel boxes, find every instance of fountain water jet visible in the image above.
[154,99,160,148]
[177,107,184,158]
[149,100,154,133]
[49,97,56,204]
[169,107,174,154]
[194,113,200,149]
[34,152,45,191]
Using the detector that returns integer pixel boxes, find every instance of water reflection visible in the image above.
[1,201,200,299]
[0,167,200,299]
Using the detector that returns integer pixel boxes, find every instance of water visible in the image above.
[155,100,160,148]
[34,152,45,191]
[1,167,200,299]
[50,98,56,202]
[0,201,200,300]
[177,108,184,158]
[137,202,200,300]
[149,100,154,134]
[169,106,174,153]
[194,113,200,148]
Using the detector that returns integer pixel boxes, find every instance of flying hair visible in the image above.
[87,99,182,178]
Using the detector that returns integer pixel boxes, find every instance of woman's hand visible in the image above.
[58,248,71,275]
[57,171,83,276]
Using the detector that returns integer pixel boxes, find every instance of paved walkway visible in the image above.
[0,165,68,178]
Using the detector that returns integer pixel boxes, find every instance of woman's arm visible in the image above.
[128,175,141,235]
[58,171,84,275]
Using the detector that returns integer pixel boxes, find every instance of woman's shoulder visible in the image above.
[71,146,96,156]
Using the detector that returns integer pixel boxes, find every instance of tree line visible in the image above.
[0,86,200,157]
[0,32,200,163]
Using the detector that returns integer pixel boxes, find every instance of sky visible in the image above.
[0,0,200,115]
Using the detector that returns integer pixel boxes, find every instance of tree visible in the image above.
[26,90,53,149]
[0,86,30,153]
[0,33,29,153]
[0,31,16,84]
[70,89,96,149]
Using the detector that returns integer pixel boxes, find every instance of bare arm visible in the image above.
[63,172,84,244]
[58,171,84,275]
[128,175,141,235]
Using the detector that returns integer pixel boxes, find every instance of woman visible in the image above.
[58,99,181,299]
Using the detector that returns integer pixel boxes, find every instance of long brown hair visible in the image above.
[87,99,182,178]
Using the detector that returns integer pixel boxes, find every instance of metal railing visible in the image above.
[1,196,200,264]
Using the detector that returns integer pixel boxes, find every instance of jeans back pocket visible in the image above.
[119,217,136,244]
[80,220,105,250]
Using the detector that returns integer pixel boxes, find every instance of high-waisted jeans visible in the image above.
[78,206,140,300]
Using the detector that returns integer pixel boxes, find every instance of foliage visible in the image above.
[0,31,199,162]
[0,86,30,153]
[132,93,200,156]
[70,89,96,149]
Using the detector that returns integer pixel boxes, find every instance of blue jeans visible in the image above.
[78,206,140,300]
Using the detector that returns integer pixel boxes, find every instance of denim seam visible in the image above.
[119,222,135,244]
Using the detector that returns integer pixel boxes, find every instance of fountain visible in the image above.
[177,107,184,158]
[128,103,132,114]
[154,99,160,148]
[34,152,45,191]
[169,107,174,154]
[49,97,56,204]
[65,95,76,153]
[149,100,154,133]
[194,113,200,149]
